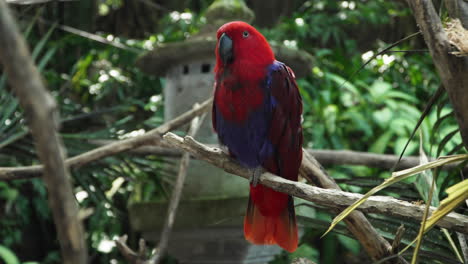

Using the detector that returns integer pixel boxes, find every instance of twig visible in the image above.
[391,225,406,254]
[0,2,86,264]
[10,10,141,53]
[162,133,468,234]
[391,225,409,264]
[0,98,212,181]
[115,235,146,264]
[149,109,206,264]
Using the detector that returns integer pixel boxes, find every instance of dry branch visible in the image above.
[115,112,207,264]
[115,235,147,264]
[7,142,462,181]
[0,98,212,181]
[104,144,429,170]
[300,152,393,261]
[162,133,468,234]
[149,111,206,264]
[0,2,86,263]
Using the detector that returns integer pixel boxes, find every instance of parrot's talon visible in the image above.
[250,167,262,186]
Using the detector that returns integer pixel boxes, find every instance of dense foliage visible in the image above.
[0,1,466,264]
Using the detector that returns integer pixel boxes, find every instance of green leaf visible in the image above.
[0,245,19,264]
[324,72,359,95]
[369,80,391,102]
[384,90,419,103]
[37,47,57,71]
[369,130,393,153]
[373,108,393,128]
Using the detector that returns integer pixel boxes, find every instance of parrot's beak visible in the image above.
[218,33,233,65]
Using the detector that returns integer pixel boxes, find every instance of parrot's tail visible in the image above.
[244,185,298,252]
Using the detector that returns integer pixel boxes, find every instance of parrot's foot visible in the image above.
[249,167,263,187]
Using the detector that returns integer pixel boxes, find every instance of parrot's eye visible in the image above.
[242,31,249,38]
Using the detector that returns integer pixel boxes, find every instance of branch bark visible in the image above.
[115,235,147,264]
[0,98,212,181]
[300,152,394,262]
[161,133,468,234]
[7,143,465,181]
[406,0,468,150]
[104,144,426,170]
[0,2,86,264]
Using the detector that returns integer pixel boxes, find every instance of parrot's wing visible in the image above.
[263,61,303,181]
[245,61,302,252]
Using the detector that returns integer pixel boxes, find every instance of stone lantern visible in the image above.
[131,0,313,263]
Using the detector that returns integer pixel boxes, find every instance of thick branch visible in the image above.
[162,133,468,234]
[407,0,468,149]
[0,98,212,181]
[0,2,86,264]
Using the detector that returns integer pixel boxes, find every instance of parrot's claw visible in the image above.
[250,167,263,187]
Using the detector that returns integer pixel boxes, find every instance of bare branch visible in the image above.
[162,133,468,232]
[391,225,406,254]
[300,151,394,262]
[115,235,146,264]
[0,98,212,181]
[149,110,206,264]
[88,142,468,172]
[0,2,86,263]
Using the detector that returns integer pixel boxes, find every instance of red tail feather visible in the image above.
[244,186,298,252]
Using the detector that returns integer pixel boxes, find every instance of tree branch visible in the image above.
[115,235,147,264]
[115,112,207,264]
[406,0,468,149]
[149,110,206,264]
[7,141,464,182]
[155,130,396,260]
[92,142,468,173]
[299,152,393,261]
[162,133,468,234]
[0,98,212,181]
[0,2,86,263]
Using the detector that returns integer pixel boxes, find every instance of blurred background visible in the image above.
[0,0,466,263]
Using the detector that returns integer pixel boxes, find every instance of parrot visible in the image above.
[212,21,303,252]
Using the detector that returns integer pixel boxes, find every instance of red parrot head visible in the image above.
[215,21,275,73]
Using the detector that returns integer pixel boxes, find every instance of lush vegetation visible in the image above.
[0,1,466,264]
